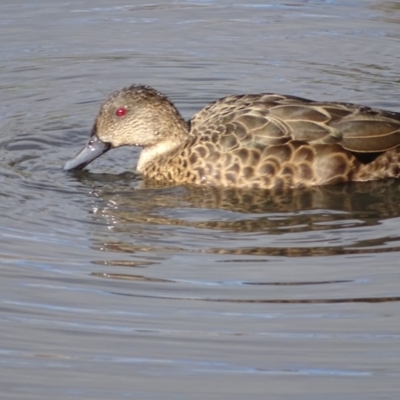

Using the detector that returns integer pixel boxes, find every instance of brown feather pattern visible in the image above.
[66,85,400,189]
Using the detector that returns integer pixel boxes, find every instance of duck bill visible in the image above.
[63,134,111,171]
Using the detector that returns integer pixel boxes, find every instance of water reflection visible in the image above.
[110,290,400,304]
[71,172,400,259]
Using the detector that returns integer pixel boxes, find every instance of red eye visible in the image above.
[115,107,127,117]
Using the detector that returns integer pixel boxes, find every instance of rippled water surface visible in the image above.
[1,1,400,399]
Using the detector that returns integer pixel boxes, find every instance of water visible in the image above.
[1,1,400,399]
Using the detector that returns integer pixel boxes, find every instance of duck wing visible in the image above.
[189,93,400,154]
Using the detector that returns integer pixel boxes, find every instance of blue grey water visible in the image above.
[1,1,400,399]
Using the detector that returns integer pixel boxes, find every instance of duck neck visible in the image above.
[137,106,189,174]
[138,138,184,173]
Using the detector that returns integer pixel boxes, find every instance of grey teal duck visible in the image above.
[64,85,400,189]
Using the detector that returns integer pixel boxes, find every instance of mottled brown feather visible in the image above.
[67,85,400,189]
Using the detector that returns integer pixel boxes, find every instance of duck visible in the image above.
[64,84,400,189]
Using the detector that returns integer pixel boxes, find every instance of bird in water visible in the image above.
[64,85,400,189]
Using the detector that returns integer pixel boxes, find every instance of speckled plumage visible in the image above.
[65,85,400,189]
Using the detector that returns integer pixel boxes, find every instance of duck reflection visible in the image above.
[74,171,400,258]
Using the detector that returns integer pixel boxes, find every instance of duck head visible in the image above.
[63,85,187,171]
